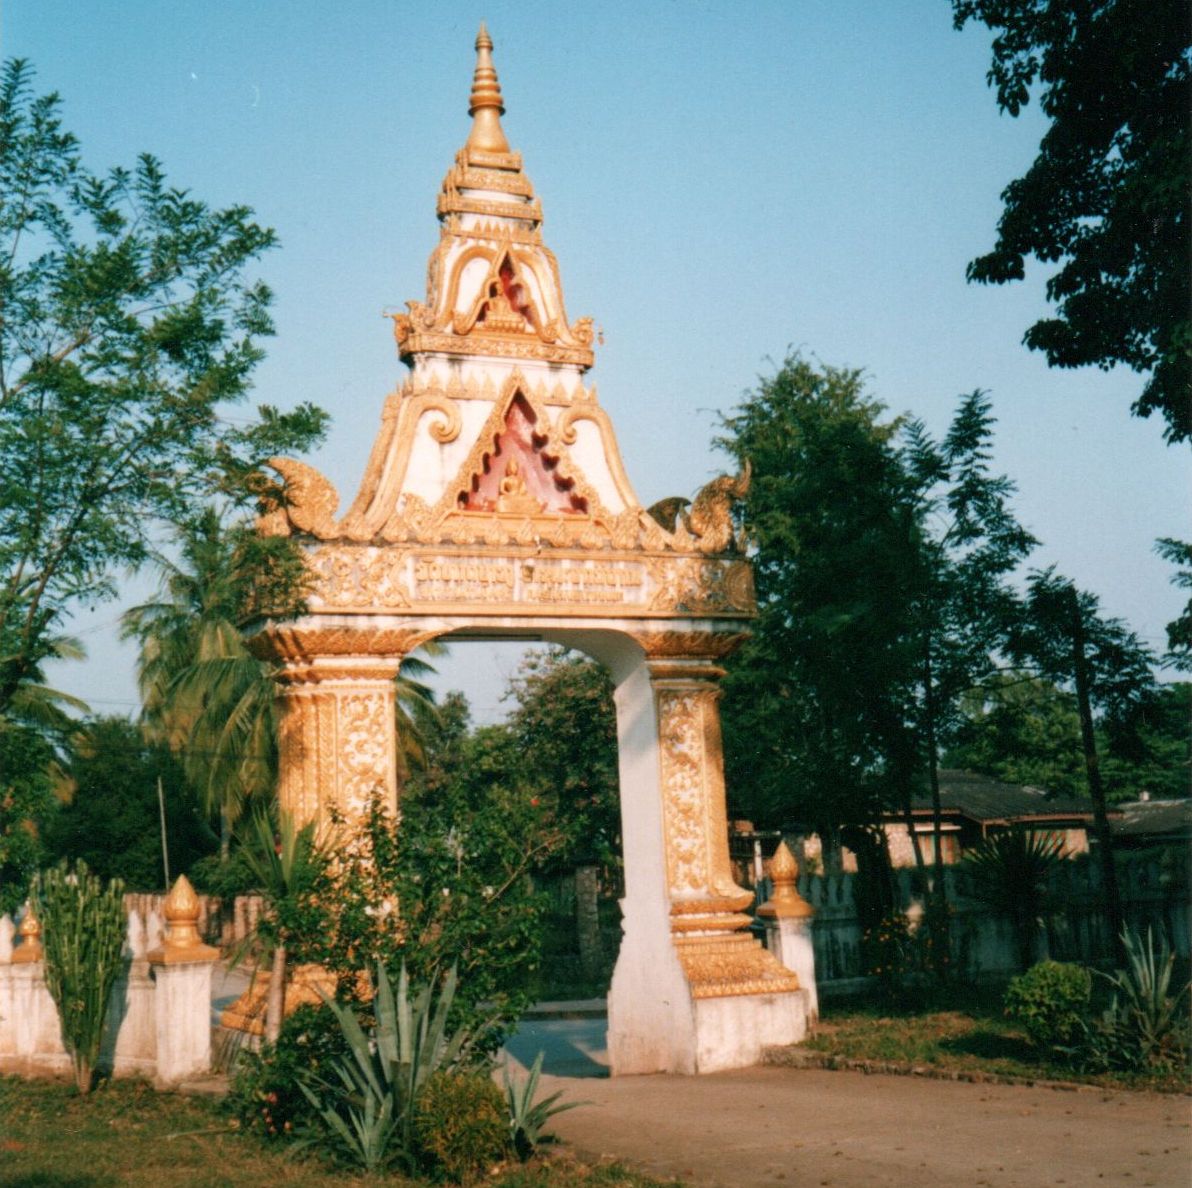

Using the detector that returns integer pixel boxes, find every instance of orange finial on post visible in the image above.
[467,23,511,154]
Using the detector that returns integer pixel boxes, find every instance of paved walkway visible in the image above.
[503,1017,1192,1188]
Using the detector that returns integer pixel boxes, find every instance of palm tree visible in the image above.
[236,805,327,1043]
[123,511,445,854]
[123,510,276,856]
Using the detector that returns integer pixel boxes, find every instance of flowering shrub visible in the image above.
[863,911,914,993]
[226,1004,349,1139]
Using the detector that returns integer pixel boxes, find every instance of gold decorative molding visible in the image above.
[249,622,438,663]
[631,630,749,660]
[655,684,752,916]
[674,933,801,999]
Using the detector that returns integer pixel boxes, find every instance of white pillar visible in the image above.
[758,841,818,1023]
[147,875,220,1086]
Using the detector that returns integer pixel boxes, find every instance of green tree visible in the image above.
[901,392,1037,927]
[716,356,923,840]
[944,673,1086,797]
[1100,682,1191,804]
[951,0,1191,442]
[1012,569,1160,958]
[44,716,216,889]
[0,722,57,914]
[503,649,621,868]
[1154,538,1192,670]
[945,674,1189,805]
[122,511,301,853]
[0,59,329,713]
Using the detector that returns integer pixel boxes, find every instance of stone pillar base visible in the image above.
[608,931,807,1075]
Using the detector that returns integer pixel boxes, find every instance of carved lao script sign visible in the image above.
[305,544,755,618]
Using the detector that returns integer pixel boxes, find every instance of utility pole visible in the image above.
[157,776,171,890]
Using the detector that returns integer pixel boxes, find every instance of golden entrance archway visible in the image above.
[252,27,807,1073]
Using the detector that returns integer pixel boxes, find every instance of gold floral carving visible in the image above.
[647,558,757,614]
[275,676,399,828]
[655,687,751,917]
[444,162,536,197]
[674,934,802,999]
[338,689,394,818]
[392,328,593,368]
[308,546,411,609]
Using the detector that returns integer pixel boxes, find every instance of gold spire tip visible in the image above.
[467,21,510,154]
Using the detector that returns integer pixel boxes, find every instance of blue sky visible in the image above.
[7,1,1188,721]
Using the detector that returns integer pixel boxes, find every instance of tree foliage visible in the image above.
[952,0,1191,442]
[0,59,328,712]
[44,715,216,890]
[716,356,923,834]
[0,721,57,914]
[121,511,301,840]
[503,649,621,868]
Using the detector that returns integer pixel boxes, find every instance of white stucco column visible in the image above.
[147,876,220,1087]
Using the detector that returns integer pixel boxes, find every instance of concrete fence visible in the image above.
[791,850,1190,998]
[0,877,222,1086]
[121,891,264,949]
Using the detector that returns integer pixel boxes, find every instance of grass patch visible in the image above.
[0,1076,674,1187]
[806,984,1190,1094]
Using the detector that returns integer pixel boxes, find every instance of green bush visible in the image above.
[226,1004,348,1140]
[415,1072,510,1182]
[1004,960,1092,1050]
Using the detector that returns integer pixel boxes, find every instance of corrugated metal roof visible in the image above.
[907,769,1106,823]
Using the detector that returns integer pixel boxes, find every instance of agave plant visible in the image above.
[295,961,476,1172]
[503,1050,585,1160]
[1083,926,1190,1072]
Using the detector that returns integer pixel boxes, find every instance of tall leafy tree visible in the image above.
[44,716,216,890]
[1012,569,1160,957]
[716,356,924,843]
[1154,538,1192,671]
[901,392,1037,928]
[951,0,1191,442]
[122,511,300,851]
[944,672,1087,797]
[0,58,328,713]
[503,649,621,869]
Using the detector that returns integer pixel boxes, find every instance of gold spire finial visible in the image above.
[757,841,815,920]
[467,22,510,154]
[12,900,43,963]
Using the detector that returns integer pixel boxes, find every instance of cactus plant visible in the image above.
[33,860,127,1093]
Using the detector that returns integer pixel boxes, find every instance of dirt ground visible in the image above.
[505,1017,1191,1188]
[541,1065,1190,1188]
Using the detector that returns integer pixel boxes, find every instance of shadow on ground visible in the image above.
[502,1017,609,1079]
